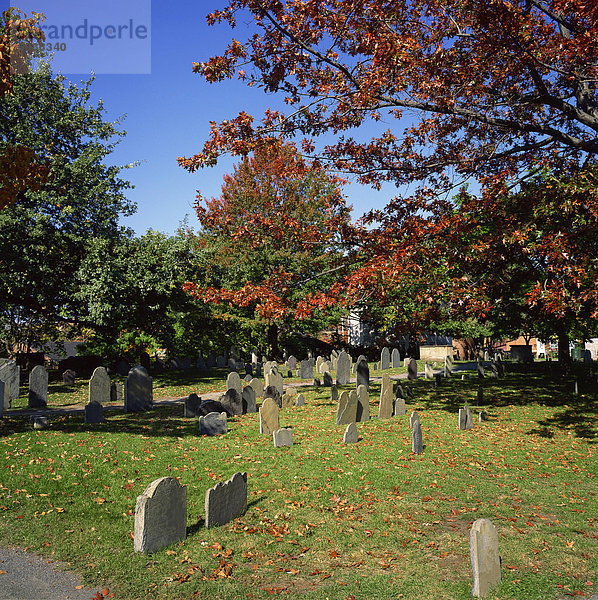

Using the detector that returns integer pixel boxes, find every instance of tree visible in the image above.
[180,1,598,363]
[184,140,351,357]
[0,65,135,354]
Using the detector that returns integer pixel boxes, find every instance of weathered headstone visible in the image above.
[134,477,187,553]
[336,390,358,425]
[205,472,247,528]
[378,373,394,419]
[0,360,19,408]
[356,384,370,422]
[315,356,324,373]
[336,351,351,385]
[479,411,488,422]
[477,359,485,379]
[199,411,228,436]
[32,416,49,429]
[356,360,369,390]
[331,385,339,403]
[394,396,406,416]
[84,401,103,424]
[444,354,454,377]
[323,371,333,387]
[281,387,296,409]
[410,410,420,429]
[343,422,358,444]
[110,381,122,404]
[412,420,423,454]
[380,347,390,370]
[264,385,282,408]
[226,371,242,394]
[62,369,76,385]
[259,398,280,435]
[89,366,111,405]
[184,392,203,417]
[249,378,263,398]
[425,362,434,379]
[287,355,297,370]
[299,359,314,380]
[241,386,257,413]
[495,356,505,377]
[470,518,501,597]
[459,405,474,430]
[273,427,293,447]
[295,393,305,407]
[220,389,243,416]
[28,365,48,408]
[124,366,153,412]
[207,352,217,368]
[407,358,418,381]
[265,370,284,395]
[391,348,401,368]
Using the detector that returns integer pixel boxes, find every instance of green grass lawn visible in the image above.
[0,365,596,600]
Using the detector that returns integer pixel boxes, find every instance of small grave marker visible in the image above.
[199,411,228,436]
[205,472,247,528]
[273,427,293,447]
[470,518,501,597]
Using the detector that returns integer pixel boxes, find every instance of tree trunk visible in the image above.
[267,322,279,360]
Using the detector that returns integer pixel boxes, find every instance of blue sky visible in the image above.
[9,0,400,235]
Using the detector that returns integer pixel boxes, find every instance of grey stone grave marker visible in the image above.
[199,411,228,436]
[336,390,358,425]
[28,365,47,408]
[407,358,418,381]
[281,388,296,409]
[220,388,243,416]
[185,392,203,418]
[459,405,474,430]
[205,472,247,528]
[273,427,293,447]
[260,398,280,435]
[323,371,333,386]
[425,362,433,379]
[84,401,103,424]
[124,366,153,412]
[356,384,370,422]
[265,370,284,395]
[134,477,186,553]
[380,347,390,370]
[356,360,369,390]
[412,420,423,454]
[0,360,19,408]
[470,518,501,597]
[89,366,111,405]
[249,378,263,398]
[378,373,393,419]
[299,359,314,380]
[445,355,454,377]
[477,359,485,378]
[62,369,76,385]
[295,393,305,407]
[391,348,401,368]
[343,422,358,444]
[331,385,339,402]
[227,372,242,394]
[336,351,351,385]
[264,385,282,408]
[242,386,257,413]
[287,356,297,370]
[394,396,406,416]
[410,410,420,429]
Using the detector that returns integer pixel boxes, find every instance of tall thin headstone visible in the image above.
[0,360,20,408]
[470,518,501,597]
[445,355,454,377]
[356,384,370,422]
[380,347,390,370]
[378,373,394,419]
[299,359,314,380]
[124,366,153,412]
[425,362,434,379]
[28,365,47,408]
[335,351,351,385]
[407,358,418,380]
[391,348,401,368]
[412,420,423,454]
[356,360,369,390]
[459,405,474,430]
[477,359,485,379]
[241,385,257,413]
[336,390,357,425]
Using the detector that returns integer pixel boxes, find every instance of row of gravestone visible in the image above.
[132,472,501,597]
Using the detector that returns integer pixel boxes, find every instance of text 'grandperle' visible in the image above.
[41,19,148,45]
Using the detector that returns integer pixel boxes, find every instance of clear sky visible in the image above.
[10,0,400,235]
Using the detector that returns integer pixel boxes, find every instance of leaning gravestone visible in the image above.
[299,359,314,380]
[380,347,390,370]
[407,358,418,380]
[241,386,257,413]
[459,405,474,430]
[391,348,401,368]
[336,390,358,425]
[412,420,423,454]
[205,472,247,528]
[84,401,103,424]
[89,366,111,405]
[220,389,243,416]
[28,365,48,408]
[470,518,501,597]
[378,373,394,419]
[134,477,187,553]
[343,422,358,444]
[185,393,203,418]
[356,384,370,422]
[273,427,293,447]
[199,411,228,436]
[124,366,153,412]
[356,360,369,390]
[336,351,351,385]
[0,360,19,408]
[394,396,406,416]
[226,372,242,394]
[260,398,280,435]
[62,369,76,385]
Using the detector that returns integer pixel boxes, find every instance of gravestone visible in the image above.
[244,374,253,383]
[299,359,314,380]
[477,359,485,378]
[265,370,284,395]
[28,365,48,408]
[410,410,420,429]
[318,361,330,375]
[391,348,401,368]
[32,416,49,429]
[445,355,454,377]
[479,411,488,422]
[356,360,369,390]
[134,477,186,553]
[89,366,111,405]
[242,386,257,413]
[295,393,305,407]
[84,401,103,424]
[394,396,406,416]
[495,356,505,377]
[124,366,153,412]
[331,385,339,403]
[249,378,263,398]
[226,372,242,394]
[264,385,282,408]
[245,363,253,376]
[470,518,501,597]
[459,405,474,430]
[412,420,423,454]
[323,371,333,387]
[263,360,274,375]
[259,398,280,435]
[356,384,370,422]
[336,390,357,425]
[110,381,123,404]
[477,385,483,405]
[315,356,324,374]
[281,388,296,409]
[185,392,203,418]
[378,373,394,419]
[220,389,243,416]
[273,427,293,447]
[0,360,19,408]
[380,347,390,370]
[343,422,358,444]
[395,382,405,399]
[287,356,297,370]
[205,472,247,528]
[62,369,76,385]
[407,358,418,380]
[199,411,228,436]
[425,362,434,379]
[488,361,498,379]
[336,351,351,385]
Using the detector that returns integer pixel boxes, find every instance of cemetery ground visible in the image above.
[0,364,595,600]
